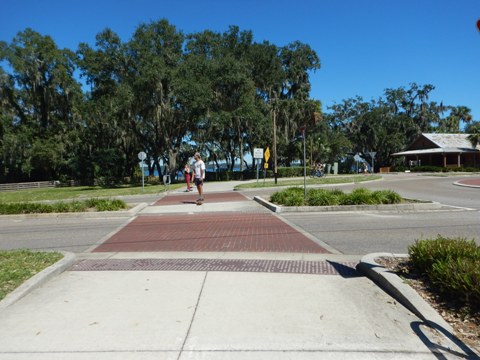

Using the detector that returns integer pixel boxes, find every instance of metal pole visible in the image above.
[303,129,307,199]
[273,104,278,185]
[141,161,145,191]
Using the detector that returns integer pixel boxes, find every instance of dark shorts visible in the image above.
[194,178,203,187]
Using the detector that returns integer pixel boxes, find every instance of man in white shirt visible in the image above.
[193,152,206,201]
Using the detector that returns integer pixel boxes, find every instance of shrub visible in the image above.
[277,167,304,178]
[371,190,402,204]
[98,199,127,211]
[84,198,127,211]
[408,236,480,275]
[307,189,342,206]
[408,236,480,313]
[0,198,127,214]
[429,257,480,310]
[340,188,374,205]
[270,187,305,206]
[270,187,402,207]
[0,203,52,214]
[147,176,161,185]
[410,166,444,173]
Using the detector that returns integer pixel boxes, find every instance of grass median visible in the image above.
[0,250,63,301]
[0,183,183,203]
[234,174,381,189]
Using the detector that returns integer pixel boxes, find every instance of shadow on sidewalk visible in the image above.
[326,260,361,278]
[411,321,480,359]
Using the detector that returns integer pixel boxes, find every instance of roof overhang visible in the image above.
[392,148,479,157]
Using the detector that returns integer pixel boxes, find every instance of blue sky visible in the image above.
[2,0,480,122]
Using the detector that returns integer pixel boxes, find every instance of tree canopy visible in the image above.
[0,20,476,183]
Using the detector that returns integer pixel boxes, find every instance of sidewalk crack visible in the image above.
[178,271,208,359]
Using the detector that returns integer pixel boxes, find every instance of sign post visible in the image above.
[300,125,307,199]
[353,153,361,174]
[264,147,271,184]
[138,151,147,191]
[253,148,264,183]
[368,152,377,174]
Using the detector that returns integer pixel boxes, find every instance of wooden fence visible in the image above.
[0,181,59,192]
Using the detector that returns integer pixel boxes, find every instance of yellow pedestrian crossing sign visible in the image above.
[264,147,270,162]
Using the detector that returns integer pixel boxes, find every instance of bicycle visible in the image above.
[310,169,325,178]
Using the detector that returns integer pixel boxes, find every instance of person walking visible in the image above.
[184,163,192,191]
[193,152,206,202]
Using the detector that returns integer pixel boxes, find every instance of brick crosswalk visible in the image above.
[94,212,329,253]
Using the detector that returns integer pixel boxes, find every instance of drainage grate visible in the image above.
[71,258,359,276]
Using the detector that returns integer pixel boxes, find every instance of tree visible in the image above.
[77,28,138,184]
[466,121,480,148]
[328,84,439,170]
[0,29,83,181]
[128,19,187,179]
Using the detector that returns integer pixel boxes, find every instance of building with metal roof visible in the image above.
[392,133,480,168]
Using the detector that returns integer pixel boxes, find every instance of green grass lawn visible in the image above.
[0,250,63,301]
[234,174,382,189]
[0,183,184,203]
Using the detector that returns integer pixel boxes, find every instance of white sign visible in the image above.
[254,148,264,159]
[138,151,147,161]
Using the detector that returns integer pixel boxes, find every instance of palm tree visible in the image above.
[466,122,480,148]
[448,106,473,132]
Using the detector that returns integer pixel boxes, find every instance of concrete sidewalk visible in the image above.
[0,181,478,359]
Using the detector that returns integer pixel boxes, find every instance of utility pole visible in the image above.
[273,100,278,184]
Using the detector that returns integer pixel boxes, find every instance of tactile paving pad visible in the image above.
[71,258,359,276]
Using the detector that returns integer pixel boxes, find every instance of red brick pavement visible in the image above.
[456,178,480,187]
[94,212,328,253]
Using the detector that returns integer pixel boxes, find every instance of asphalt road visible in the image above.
[246,173,480,254]
[1,173,479,255]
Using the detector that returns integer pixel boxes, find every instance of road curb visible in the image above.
[253,196,282,212]
[453,180,480,188]
[356,253,453,333]
[253,196,442,213]
[0,251,77,310]
[0,202,148,220]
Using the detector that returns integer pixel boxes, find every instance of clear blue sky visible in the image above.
[2,0,479,122]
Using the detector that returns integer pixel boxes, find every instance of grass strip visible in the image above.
[0,250,63,301]
[234,175,381,189]
[0,198,128,214]
[0,183,184,203]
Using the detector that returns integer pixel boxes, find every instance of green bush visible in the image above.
[408,236,480,275]
[429,257,480,310]
[410,166,444,173]
[371,190,403,204]
[307,189,342,206]
[0,203,52,214]
[86,198,128,211]
[340,188,374,205]
[147,176,161,185]
[277,167,304,178]
[0,198,127,214]
[270,187,305,206]
[408,236,480,312]
[270,187,402,207]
